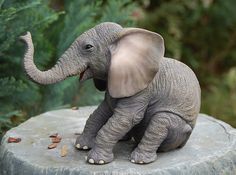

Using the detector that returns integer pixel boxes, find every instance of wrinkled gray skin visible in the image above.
[21,22,201,165]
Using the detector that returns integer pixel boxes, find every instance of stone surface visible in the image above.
[0,106,236,175]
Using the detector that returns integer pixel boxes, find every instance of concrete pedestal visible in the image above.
[1,106,236,175]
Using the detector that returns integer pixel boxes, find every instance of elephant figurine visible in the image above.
[21,22,201,165]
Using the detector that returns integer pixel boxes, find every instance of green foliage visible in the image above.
[0,111,25,136]
[137,0,236,127]
[0,0,135,136]
[0,0,60,124]
[201,67,236,127]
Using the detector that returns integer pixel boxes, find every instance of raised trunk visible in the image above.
[20,32,86,84]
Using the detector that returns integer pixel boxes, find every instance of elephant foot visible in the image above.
[86,146,114,165]
[130,148,157,164]
[75,134,95,150]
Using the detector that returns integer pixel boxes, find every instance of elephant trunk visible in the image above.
[20,32,86,84]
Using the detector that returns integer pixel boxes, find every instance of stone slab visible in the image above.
[0,106,236,175]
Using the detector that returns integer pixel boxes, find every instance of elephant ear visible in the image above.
[93,79,107,91]
[108,28,164,98]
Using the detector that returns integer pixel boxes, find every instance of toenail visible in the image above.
[131,159,135,163]
[99,160,105,164]
[76,144,80,148]
[83,146,88,149]
[89,159,94,164]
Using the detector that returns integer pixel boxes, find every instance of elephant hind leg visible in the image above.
[158,115,192,152]
[130,112,192,164]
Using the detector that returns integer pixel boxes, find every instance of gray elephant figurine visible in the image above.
[21,22,201,165]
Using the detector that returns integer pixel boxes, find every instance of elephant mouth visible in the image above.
[79,67,88,80]
[79,67,93,82]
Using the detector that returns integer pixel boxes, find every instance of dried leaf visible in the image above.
[60,145,68,157]
[49,133,58,138]
[48,143,58,149]
[51,136,62,143]
[71,106,79,110]
[8,137,21,143]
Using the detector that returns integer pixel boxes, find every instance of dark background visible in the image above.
[0,0,236,137]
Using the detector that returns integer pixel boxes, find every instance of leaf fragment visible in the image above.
[51,136,62,143]
[60,145,68,157]
[48,143,58,149]
[71,106,79,110]
[49,133,58,138]
[8,137,21,143]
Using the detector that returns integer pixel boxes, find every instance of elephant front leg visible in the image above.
[86,90,150,164]
[75,99,113,150]
[86,113,137,164]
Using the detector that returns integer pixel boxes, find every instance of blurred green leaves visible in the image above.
[137,0,236,127]
[0,0,60,118]
[0,111,25,136]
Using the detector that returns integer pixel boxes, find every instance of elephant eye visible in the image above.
[85,44,93,50]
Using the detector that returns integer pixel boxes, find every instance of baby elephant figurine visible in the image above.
[21,22,201,164]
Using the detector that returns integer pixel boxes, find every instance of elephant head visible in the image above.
[21,22,164,98]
